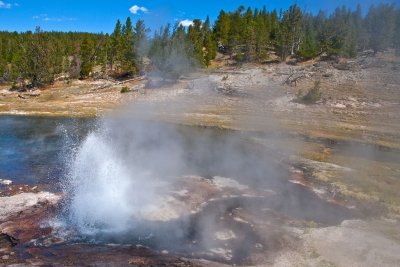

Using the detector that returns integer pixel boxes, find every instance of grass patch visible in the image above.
[120,86,130,93]
[319,259,337,267]
[306,220,319,229]
[297,80,322,104]
[310,248,320,259]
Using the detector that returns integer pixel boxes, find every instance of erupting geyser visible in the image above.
[58,112,278,260]
[59,111,333,263]
[30,112,359,264]
[62,116,186,235]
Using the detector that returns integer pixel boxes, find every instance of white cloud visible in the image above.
[129,5,148,15]
[0,1,12,9]
[179,19,194,27]
[33,14,76,22]
[45,17,76,22]
[33,14,47,19]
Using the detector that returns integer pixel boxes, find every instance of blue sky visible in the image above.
[0,0,398,33]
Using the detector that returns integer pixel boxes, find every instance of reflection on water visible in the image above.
[0,116,95,184]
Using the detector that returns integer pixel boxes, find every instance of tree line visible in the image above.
[0,3,399,88]
[0,17,148,87]
[213,4,400,61]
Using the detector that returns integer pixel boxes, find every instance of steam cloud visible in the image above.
[60,99,288,248]
[63,115,186,234]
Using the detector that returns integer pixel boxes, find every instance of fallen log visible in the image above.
[284,73,307,86]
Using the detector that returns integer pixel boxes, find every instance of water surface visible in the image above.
[0,116,95,184]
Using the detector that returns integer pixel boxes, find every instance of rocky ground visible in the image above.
[0,52,400,266]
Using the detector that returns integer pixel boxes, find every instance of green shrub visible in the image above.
[120,86,130,93]
[11,83,18,90]
[297,80,322,104]
[297,48,319,60]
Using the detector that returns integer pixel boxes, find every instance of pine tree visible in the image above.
[134,19,149,72]
[109,19,123,72]
[269,9,280,46]
[254,7,269,61]
[69,43,81,79]
[298,14,319,59]
[229,6,245,59]
[188,19,205,65]
[366,4,396,54]
[278,4,303,60]
[24,27,56,87]
[10,43,25,85]
[80,36,94,78]
[121,17,137,75]
[203,16,217,66]
[354,4,368,51]
[0,58,5,82]
[243,7,256,61]
[213,10,231,52]
[97,34,109,75]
